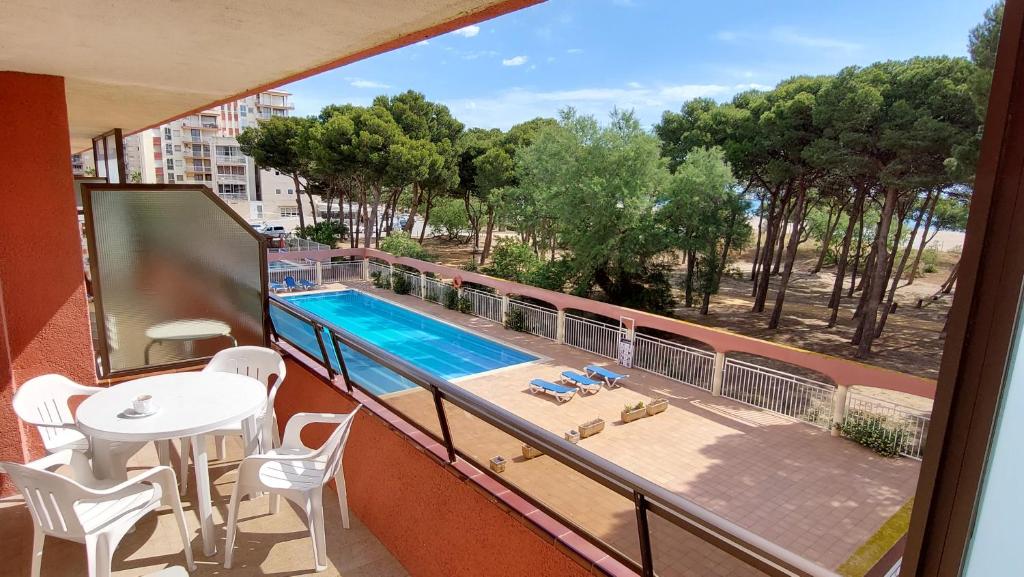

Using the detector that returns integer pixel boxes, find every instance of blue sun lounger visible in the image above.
[584,365,628,388]
[299,278,318,290]
[528,379,577,403]
[560,371,603,395]
[284,276,302,291]
[269,281,287,293]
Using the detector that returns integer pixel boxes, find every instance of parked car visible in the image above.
[261,225,288,238]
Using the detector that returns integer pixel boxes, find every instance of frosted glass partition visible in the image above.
[83,184,267,375]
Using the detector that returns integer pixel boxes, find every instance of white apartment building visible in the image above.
[133,90,319,227]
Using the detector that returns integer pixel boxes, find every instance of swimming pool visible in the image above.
[270,290,537,396]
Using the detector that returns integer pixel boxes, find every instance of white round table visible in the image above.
[143,319,237,364]
[77,371,266,557]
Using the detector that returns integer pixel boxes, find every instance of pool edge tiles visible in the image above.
[280,289,542,395]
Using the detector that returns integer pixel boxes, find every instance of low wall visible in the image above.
[269,247,936,399]
[273,357,600,577]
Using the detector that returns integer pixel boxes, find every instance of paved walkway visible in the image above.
[341,283,920,573]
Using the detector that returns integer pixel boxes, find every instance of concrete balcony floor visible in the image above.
[0,439,409,577]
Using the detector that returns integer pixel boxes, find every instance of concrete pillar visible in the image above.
[500,294,510,323]
[315,261,323,286]
[0,72,96,494]
[419,272,427,300]
[711,352,726,396]
[361,258,369,280]
[831,384,850,437]
[556,309,566,344]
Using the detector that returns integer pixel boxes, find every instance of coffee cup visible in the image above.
[133,394,154,415]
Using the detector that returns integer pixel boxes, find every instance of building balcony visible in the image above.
[184,165,211,174]
[216,155,245,165]
[183,150,210,159]
[217,173,246,183]
[217,191,248,203]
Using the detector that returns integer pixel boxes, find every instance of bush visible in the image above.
[461,259,479,272]
[380,231,433,261]
[528,258,573,292]
[840,411,907,457]
[430,198,470,242]
[457,295,473,314]
[921,247,939,273]
[444,287,460,310]
[485,239,540,283]
[370,270,390,289]
[504,308,527,332]
[295,220,347,247]
[391,272,412,295]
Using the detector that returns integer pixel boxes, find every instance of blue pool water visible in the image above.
[270,290,537,396]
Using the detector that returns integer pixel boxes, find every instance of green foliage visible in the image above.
[485,239,540,283]
[431,197,470,241]
[504,308,527,332]
[391,272,412,295]
[443,287,460,310]
[370,270,390,289]
[457,295,473,314]
[379,232,433,261]
[840,411,908,458]
[461,260,479,272]
[624,401,645,411]
[295,221,347,247]
[922,248,940,273]
[527,258,574,292]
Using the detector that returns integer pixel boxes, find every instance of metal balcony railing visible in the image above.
[268,293,841,577]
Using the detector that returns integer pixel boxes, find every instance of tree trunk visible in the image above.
[811,204,841,274]
[752,191,780,304]
[772,211,787,275]
[769,181,807,329]
[828,193,864,327]
[480,206,496,262]
[292,173,306,229]
[853,244,877,320]
[365,186,380,249]
[404,183,422,234]
[848,208,865,297]
[855,186,898,357]
[907,191,940,285]
[418,192,434,243]
[876,192,929,337]
[750,201,764,281]
[685,250,696,308]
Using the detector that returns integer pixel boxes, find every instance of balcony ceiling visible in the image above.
[0,0,540,152]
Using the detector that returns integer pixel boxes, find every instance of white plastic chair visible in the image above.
[12,374,144,472]
[178,346,286,492]
[224,408,361,572]
[0,450,195,577]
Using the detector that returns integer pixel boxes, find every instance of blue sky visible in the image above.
[282,0,994,130]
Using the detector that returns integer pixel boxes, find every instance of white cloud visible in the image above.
[451,25,480,38]
[627,81,643,89]
[502,55,529,67]
[566,48,584,54]
[546,56,557,63]
[441,83,755,130]
[415,40,430,46]
[348,78,390,89]
[714,27,861,53]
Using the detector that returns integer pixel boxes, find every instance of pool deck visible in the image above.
[309,282,920,573]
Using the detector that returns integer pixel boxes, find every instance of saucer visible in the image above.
[121,407,159,419]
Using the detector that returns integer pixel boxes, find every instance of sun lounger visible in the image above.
[299,278,318,289]
[284,276,302,291]
[269,281,287,293]
[560,371,602,394]
[528,379,577,403]
[584,365,628,388]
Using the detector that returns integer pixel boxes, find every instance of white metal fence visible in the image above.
[507,299,558,340]
[844,393,930,459]
[321,261,363,283]
[462,287,504,323]
[722,358,836,429]
[368,260,392,282]
[284,235,331,252]
[564,314,621,359]
[423,276,453,304]
[269,265,317,286]
[391,267,422,295]
[633,334,716,391]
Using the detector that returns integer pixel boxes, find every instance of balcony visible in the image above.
[183,149,210,159]
[216,154,245,165]
[185,165,211,174]
[217,192,248,203]
[216,173,246,183]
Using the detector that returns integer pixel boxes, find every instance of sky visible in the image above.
[281,0,995,130]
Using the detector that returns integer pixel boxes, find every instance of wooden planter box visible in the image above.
[646,398,669,416]
[621,406,647,423]
[521,444,543,460]
[578,418,606,439]
[489,456,507,473]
